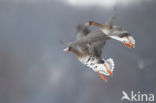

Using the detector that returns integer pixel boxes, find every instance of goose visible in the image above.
[63,25,115,82]
[85,15,135,48]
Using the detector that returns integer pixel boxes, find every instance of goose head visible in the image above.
[85,21,98,27]
[64,47,72,52]
[85,21,105,29]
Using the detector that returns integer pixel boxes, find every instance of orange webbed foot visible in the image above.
[122,36,135,48]
[97,71,107,82]
[126,36,135,48]
[122,41,131,48]
[104,64,113,76]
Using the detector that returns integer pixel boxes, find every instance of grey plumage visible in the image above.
[76,25,90,53]
[69,30,110,47]
[69,25,110,59]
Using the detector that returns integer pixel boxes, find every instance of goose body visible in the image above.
[85,15,135,48]
[101,24,135,48]
[78,55,114,76]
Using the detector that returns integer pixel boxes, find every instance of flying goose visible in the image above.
[63,25,115,82]
[85,15,135,48]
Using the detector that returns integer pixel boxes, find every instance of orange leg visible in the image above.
[97,71,107,82]
[122,41,131,48]
[126,36,135,48]
[104,64,113,76]
[122,36,135,48]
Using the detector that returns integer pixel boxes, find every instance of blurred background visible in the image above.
[0,0,156,103]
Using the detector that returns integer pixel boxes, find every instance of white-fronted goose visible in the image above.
[63,25,115,82]
[85,15,135,48]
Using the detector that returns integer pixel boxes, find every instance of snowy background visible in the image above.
[0,0,156,103]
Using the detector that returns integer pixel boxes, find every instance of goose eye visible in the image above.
[89,21,94,25]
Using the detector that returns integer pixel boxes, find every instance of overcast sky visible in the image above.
[0,0,156,103]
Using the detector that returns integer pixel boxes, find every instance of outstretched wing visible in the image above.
[76,25,90,40]
[69,30,111,57]
[88,39,106,58]
[76,25,90,53]
[68,30,110,48]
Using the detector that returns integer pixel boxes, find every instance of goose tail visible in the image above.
[106,58,115,73]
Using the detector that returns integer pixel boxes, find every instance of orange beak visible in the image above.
[85,22,90,26]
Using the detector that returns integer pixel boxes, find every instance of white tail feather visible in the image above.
[99,58,115,76]
[128,36,135,44]
[106,58,115,72]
